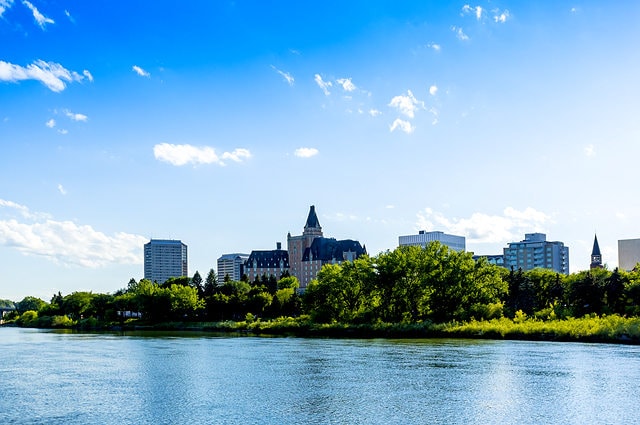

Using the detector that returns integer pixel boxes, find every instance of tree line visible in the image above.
[7,242,640,328]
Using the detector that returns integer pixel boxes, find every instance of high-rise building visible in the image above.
[398,230,466,252]
[143,239,188,284]
[618,238,640,271]
[503,233,569,274]
[217,253,249,282]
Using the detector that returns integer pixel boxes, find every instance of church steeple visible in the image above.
[590,234,603,269]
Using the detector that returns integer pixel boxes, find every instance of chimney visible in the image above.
[276,242,282,250]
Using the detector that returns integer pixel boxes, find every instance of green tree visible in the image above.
[605,268,626,314]
[61,292,96,320]
[204,268,218,296]
[168,284,204,319]
[191,271,204,297]
[16,296,46,314]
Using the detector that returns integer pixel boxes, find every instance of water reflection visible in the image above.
[1,328,639,424]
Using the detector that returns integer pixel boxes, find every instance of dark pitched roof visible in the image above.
[302,237,366,262]
[305,205,321,229]
[592,234,601,256]
[246,250,290,268]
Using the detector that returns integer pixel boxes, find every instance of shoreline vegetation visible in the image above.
[3,314,640,345]
[4,242,640,345]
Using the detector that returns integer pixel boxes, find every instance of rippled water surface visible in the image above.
[1,327,639,424]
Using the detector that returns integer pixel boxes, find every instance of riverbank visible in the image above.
[5,314,640,344]
[106,314,640,344]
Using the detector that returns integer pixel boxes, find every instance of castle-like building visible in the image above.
[244,206,366,289]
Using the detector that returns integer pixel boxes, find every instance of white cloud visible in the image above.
[314,74,332,96]
[64,110,88,122]
[389,119,414,134]
[584,144,595,157]
[45,118,55,128]
[23,0,54,28]
[153,143,251,166]
[388,90,424,118]
[58,129,68,135]
[493,9,510,23]
[452,26,469,41]
[64,9,75,23]
[427,42,441,52]
[221,148,251,163]
[83,70,93,82]
[429,85,438,96]
[336,77,356,92]
[0,60,91,92]
[294,147,319,158]
[132,65,150,77]
[462,5,483,20]
[0,199,147,267]
[271,65,294,86]
[57,184,67,195]
[416,207,551,244]
[0,0,14,17]
[429,107,439,125]
[369,109,382,117]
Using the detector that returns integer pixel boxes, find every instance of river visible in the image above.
[1,327,639,424]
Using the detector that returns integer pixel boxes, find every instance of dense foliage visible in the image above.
[6,243,640,338]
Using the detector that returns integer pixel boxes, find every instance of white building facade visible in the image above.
[398,230,466,252]
[503,233,569,274]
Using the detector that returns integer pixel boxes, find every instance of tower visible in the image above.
[590,234,603,269]
[287,205,324,288]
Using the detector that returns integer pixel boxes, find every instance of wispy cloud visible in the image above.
[584,144,595,157]
[45,118,55,128]
[336,77,356,92]
[57,184,67,195]
[429,85,438,96]
[389,118,414,134]
[416,207,551,244]
[0,0,13,18]
[314,74,332,96]
[153,143,251,166]
[388,90,424,118]
[294,147,319,158]
[0,60,91,92]
[271,65,294,86]
[83,70,93,82]
[132,65,150,77]
[369,109,382,117]
[22,0,54,29]
[451,26,469,41]
[64,9,75,23]
[427,42,441,52]
[0,199,147,267]
[64,110,88,122]
[462,4,483,20]
[493,9,510,23]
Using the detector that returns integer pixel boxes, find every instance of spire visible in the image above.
[303,205,323,237]
[305,205,321,229]
[590,234,603,269]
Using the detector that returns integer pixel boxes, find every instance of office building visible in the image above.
[399,230,466,252]
[503,233,569,274]
[618,238,640,271]
[143,239,188,284]
[217,253,249,282]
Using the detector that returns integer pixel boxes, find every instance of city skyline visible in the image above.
[2,1,640,300]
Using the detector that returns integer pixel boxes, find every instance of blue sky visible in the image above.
[1,1,639,301]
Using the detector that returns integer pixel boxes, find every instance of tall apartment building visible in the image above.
[503,233,569,274]
[398,230,466,252]
[618,238,640,271]
[217,253,249,282]
[143,239,188,284]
